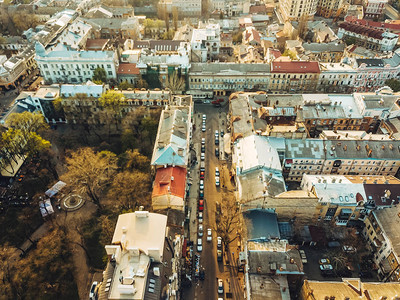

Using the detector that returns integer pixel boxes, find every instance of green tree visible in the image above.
[92,67,107,83]
[120,149,150,172]
[165,71,185,94]
[98,90,125,134]
[282,49,297,60]
[385,78,400,92]
[6,111,49,141]
[118,81,134,90]
[161,29,175,40]
[344,36,357,46]
[61,148,118,209]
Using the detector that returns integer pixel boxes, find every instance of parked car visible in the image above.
[198,224,203,237]
[200,180,204,190]
[202,124,206,132]
[201,144,205,153]
[217,236,222,249]
[217,249,223,262]
[207,228,212,241]
[199,190,204,199]
[89,281,98,300]
[217,279,224,294]
[220,130,224,137]
[215,176,220,187]
[200,171,205,180]
[319,258,330,265]
[197,238,203,252]
[201,153,205,161]
[320,264,333,271]
[215,148,219,157]
[215,130,219,138]
[343,245,356,253]
[202,114,206,121]
[198,199,204,211]
[215,167,219,176]
[198,212,203,223]
[201,137,205,145]
[215,138,219,145]
[299,250,307,264]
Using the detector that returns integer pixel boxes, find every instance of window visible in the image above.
[108,71,112,75]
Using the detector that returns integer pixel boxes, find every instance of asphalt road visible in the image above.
[183,101,244,300]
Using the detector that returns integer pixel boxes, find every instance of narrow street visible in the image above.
[183,101,244,300]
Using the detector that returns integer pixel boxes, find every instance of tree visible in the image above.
[216,193,241,249]
[165,71,185,94]
[172,7,179,31]
[61,148,118,209]
[108,171,151,209]
[297,13,309,40]
[120,149,150,172]
[282,49,297,60]
[344,36,357,46]
[161,29,175,40]
[385,78,400,92]
[118,81,134,90]
[136,78,149,89]
[6,111,48,140]
[98,90,125,134]
[92,67,107,83]
[12,12,40,33]
[233,31,243,44]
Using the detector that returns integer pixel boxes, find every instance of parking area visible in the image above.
[301,245,379,282]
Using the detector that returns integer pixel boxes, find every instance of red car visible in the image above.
[200,171,205,179]
[198,199,204,211]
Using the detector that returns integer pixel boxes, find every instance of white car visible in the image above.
[215,167,219,176]
[201,153,205,161]
[207,228,212,241]
[197,238,203,252]
[201,138,205,145]
[202,114,206,121]
[215,176,220,187]
[215,130,219,138]
[217,236,222,249]
[200,180,204,190]
[217,279,224,294]
[202,124,206,132]
[198,224,203,237]
[89,281,98,300]
[198,212,203,223]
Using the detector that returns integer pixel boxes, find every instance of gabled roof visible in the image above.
[271,61,320,73]
[117,63,140,75]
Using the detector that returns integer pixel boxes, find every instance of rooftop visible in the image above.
[303,279,400,299]
[271,61,320,73]
[190,62,270,74]
[117,63,140,75]
[152,166,187,199]
[243,209,281,240]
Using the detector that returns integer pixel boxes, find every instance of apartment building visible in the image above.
[35,42,118,84]
[301,279,400,299]
[151,105,192,171]
[301,174,400,225]
[158,0,201,16]
[212,0,248,16]
[363,203,400,281]
[279,0,318,21]
[363,0,388,19]
[282,139,400,181]
[190,23,221,62]
[316,0,343,18]
[302,42,345,63]
[353,59,398,92]
[270,61,320,93]
[338,22,399,52]
[318,62,356,93]
[188,63,270,98]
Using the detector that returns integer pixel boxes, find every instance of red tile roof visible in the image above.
[117,63,140,75]
[152,166,187,199]
[271,61,320,73]
[249,5,267,14]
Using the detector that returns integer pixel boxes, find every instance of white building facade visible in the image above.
[35,42,118,84]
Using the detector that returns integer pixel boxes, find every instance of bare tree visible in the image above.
[216,192,241,250]
[165,71,185,94]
